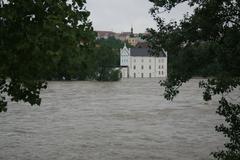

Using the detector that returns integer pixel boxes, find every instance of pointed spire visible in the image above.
[130,25,134,37]
[124,43,127,48]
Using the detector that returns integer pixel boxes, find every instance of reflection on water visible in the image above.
[0,79,230,160]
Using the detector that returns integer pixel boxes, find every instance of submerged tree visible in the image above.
[146,0,240,159]
[91,45,120,81]
[0,0,95,112]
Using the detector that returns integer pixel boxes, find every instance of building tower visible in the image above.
[130,26,134,37]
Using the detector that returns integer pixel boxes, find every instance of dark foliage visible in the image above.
[146,0,240,159]
[91,45,120,81]
[212,98,240,160]
[0,0,95,111]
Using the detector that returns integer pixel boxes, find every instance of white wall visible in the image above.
[129,57,167,78]
[120,47,130,66]
[120,67,128,78]
[120,47,167,78]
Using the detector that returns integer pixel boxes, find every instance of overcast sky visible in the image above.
[86,0,193,33]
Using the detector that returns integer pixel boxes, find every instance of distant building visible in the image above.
[96,31,115,39]
[127,36,145,46]
[95,27,146,46]
[126,27,145,46]
[135,42,148,48]
[115,32,131,41]
[120,44,167,78]
[130,26,134,37]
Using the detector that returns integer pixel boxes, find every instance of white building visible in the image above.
[120,45,167,78]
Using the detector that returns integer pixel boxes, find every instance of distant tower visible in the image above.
[130,26,134,37]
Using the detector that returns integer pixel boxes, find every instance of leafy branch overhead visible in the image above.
[0,0,95,112]
[146,0,240,100]
[147,0,240,159]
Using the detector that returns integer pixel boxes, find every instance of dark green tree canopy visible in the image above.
[146,0,240,100]
[0,0,95,112]
[96,36,124,49]
[146,0,240,159]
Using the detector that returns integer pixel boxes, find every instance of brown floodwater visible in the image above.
[1,78,237,160]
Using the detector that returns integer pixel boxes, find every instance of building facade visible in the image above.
[96,31,115,39]
[96,27,147,46]
[120,45,167,78]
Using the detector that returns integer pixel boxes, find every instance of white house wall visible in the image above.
[120,47,130,66]
[129,57,167,78]
[120,47,167,78]
[121,67,128,78]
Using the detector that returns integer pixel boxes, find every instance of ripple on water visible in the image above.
[0,79,231,160]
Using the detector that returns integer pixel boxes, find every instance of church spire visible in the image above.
[130,26,134,37]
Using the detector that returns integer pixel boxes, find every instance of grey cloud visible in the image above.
[86,0,193,33]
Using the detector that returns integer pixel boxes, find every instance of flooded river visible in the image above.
[0,79,232,160]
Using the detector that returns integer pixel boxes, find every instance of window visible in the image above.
[149,73,151,78]
[149,59,151,63]
[159,65,160,69]
[162,65,164,69]
[159,71,161,75]
[133,65,136,70]
[162,71,164,75]
[134,73,136,78]
[141,73,144,78]
[141,65,144,70]
[149,65,151,70]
